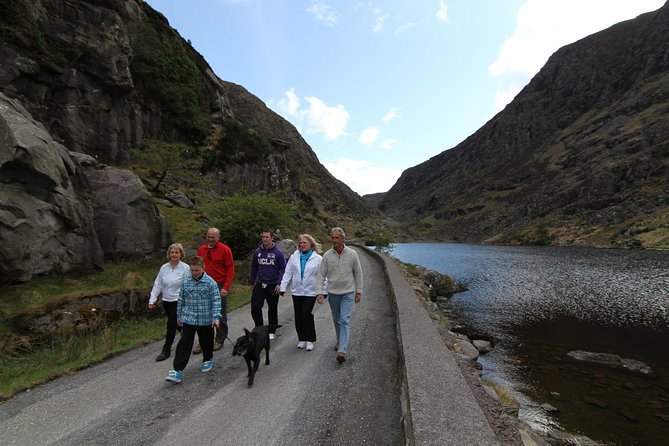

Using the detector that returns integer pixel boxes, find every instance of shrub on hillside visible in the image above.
[209,193,296,258]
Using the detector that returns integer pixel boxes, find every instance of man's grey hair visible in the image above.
[331,227,345,238]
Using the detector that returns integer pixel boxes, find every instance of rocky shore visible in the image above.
[395,259,606,446]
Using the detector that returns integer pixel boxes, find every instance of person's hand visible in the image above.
[177,320,183,327]
[220,288,229,297]
[148,303,155,309]
[274,284,280,295]
[316,294,324,304]
[212,320,220,328]
[355,292,362,304]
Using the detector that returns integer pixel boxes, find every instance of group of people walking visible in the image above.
[148,226,364,383]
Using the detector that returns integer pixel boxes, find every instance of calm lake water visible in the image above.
[390,243,669,446]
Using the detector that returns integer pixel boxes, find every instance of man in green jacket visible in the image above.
[316,227,363,363]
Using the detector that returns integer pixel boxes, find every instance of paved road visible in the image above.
[0,248,401,445]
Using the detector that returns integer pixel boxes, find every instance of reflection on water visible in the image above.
[391,243,669,446]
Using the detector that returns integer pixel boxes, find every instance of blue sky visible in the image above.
[145,0,664,195]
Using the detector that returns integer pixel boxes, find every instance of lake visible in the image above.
[390,243,669,446]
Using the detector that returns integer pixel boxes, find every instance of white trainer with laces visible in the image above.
[306,342,314,351]
[269,333,275,340]
[297,341,306,349]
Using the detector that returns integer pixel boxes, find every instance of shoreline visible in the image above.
[393,257,605,446]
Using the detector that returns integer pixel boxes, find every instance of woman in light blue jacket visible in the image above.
[280,234,326,351]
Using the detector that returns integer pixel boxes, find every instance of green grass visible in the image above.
[156,204,206,249]
[0,317,164,399]
[0,256,252,400]
[0,258,164,318]
[482,379,519,407]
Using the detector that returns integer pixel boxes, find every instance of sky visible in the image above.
[144,0,665,195]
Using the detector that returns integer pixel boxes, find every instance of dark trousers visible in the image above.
[216,283,228,344]
[251,283,279,333]
[292,295,316,342]
[161,300,180,353]
[173,323,214,371]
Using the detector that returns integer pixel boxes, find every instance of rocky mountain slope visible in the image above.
[378,3,669,248]
[0,0,384,281]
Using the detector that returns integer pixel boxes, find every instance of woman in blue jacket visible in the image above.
[279,234,326,351]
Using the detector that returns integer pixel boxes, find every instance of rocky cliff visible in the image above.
[0,0,384,281]
[378,3,669,248]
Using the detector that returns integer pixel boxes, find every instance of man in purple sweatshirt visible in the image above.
[249,228,287,339]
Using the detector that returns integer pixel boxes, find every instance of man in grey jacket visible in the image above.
[316,227,363,363]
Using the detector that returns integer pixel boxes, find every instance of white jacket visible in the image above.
[280,250,327,297]
[149,261,190,304]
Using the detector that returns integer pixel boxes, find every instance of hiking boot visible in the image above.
[200,360,213,373]
[192,344,202,354]
[165,370,182,383]
[155,351,170,362]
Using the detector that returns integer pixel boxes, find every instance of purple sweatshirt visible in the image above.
[249,242,286,285]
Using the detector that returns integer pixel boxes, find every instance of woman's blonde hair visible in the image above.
[166,243,186,260]
[299,234,319,252]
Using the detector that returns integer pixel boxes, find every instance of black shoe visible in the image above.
[155,351,170,362]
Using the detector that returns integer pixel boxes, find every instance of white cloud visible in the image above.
[307,2,341,26]
[489,0,664,112]
[322,158,402,195]
[380,139,398,150]
[395,22,415,34]
[359,127,380,145]
[272,90,349,141]
[304,96,349,140]
[372,8,389,32]
[490,0,665,77]
[436,1,448,22]
[278,88,300,116]
[382,107,398,123]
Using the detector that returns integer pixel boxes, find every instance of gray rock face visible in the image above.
[81,160,171,259]
[0,92,104,281]
[0,0,144,164]
[0,92,170,282]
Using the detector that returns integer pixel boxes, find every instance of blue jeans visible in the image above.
[328,292,355,353]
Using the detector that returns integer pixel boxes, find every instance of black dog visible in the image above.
[232,325,281,387]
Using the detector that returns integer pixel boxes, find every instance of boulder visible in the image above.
[0,91,171,282]
[566,350,654,376]
[455,338,480,361]
[277,238,297,258]
[81,160,171,258]
[0,92,104,281]
[164,190,194,209]
[472,339,493,354]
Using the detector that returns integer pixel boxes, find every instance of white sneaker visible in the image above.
[297,341,306,349]
[306,342,314,351]
[269,333,275,340]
